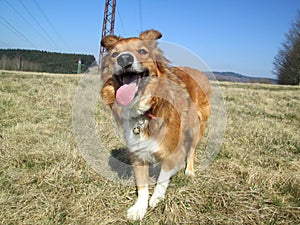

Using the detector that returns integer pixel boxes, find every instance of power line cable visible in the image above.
[0,40,9,48]
[3,0,48,42]
[17,0,60,50]
[4,0,33,27]
[32,0,69,49]
[116,6,127,36]
[0,15,37,48]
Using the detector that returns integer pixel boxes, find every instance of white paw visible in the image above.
[149,195,163,208]
[127,203,147,221]
[185,169,195,177]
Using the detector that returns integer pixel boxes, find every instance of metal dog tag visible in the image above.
[133,126,141,135]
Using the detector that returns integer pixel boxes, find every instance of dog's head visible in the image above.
[101,30,169,107]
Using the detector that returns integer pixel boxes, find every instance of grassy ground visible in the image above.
[0,70,299,224]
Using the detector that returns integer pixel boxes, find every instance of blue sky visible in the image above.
[0,0,299,78]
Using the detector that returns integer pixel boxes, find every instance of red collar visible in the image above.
[144,112,156,120]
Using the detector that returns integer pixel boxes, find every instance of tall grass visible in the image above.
[0,70,299,224]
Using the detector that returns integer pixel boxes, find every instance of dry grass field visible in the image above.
[0,70,299,224]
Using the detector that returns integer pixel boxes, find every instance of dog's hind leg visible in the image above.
[185,147,196,177]
[185,122,206,176]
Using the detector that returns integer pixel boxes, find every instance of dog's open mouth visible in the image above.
[115,69,149,106]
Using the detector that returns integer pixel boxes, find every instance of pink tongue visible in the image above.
[116,82,138,106]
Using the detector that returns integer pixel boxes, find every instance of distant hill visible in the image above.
[0,49,95,74]
[205,71,278,84]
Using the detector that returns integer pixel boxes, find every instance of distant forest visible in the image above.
[0,49,96,74]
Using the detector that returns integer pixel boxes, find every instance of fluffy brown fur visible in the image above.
[100,29,211,220]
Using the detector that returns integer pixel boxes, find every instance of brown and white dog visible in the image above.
[100,30,211,220]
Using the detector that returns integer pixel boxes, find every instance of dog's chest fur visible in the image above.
[119,110,160,163]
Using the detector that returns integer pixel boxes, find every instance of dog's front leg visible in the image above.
[127,161,149,220]
[149,164,179,208]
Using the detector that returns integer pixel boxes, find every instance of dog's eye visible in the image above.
[111,52,119,58]
[138,49,148,55]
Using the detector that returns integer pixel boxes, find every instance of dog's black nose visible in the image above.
[117,53,134,68]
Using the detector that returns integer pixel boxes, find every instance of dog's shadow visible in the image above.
[108,148,160,181]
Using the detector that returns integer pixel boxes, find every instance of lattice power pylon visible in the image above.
[99,0,116,65]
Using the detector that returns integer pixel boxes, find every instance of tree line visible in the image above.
[273,11,300,85]
[0,49,95,74]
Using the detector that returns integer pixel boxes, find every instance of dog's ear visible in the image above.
[139,30,162,41]
[101,35,120,50]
